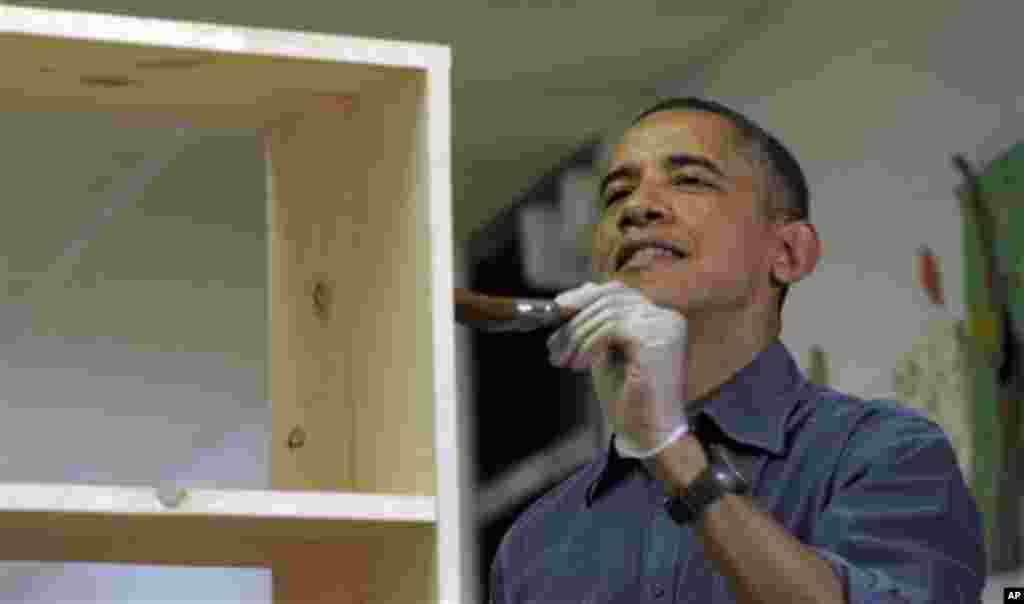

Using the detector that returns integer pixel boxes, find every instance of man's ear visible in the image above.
[771,221,821,286]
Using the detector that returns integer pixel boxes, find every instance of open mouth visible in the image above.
[615,241,687,271]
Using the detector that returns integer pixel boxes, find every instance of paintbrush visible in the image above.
[454,288,578,333]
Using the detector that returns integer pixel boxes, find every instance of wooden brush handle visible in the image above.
[454,288,577,332]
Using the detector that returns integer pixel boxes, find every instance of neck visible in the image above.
[683,305,781,403]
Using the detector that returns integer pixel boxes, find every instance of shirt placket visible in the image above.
[641,473,684,603]
[651,444,768,604]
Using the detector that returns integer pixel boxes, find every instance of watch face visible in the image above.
[708,443,748,493]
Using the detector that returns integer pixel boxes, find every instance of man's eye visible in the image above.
[673,175,710,187]
[604,190,630,206]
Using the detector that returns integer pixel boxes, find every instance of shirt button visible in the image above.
[652,585,666,599]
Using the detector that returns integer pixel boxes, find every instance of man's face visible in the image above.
[592,109,780,318]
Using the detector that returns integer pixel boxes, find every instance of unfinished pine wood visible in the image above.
[0,483,433,567]
[344,73,437,498]
[272,529,436,604]
[267,71,437,497]
[0,4,447,129]
[417,60,469,604]
[0,4,460,602]
[267,67,443,604]
[267,97,359,493]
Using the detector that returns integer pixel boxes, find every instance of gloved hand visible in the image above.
[547,281,690,459]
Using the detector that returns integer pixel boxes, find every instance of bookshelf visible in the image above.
[0,4,461,603]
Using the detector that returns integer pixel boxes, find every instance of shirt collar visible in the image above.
[585,338,809,507]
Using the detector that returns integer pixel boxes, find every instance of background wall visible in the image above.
[662,0,1024,400]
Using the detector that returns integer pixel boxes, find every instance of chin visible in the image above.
[612,272,690,310]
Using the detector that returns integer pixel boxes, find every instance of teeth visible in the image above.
[622,246,680,269]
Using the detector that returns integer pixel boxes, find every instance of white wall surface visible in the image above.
[663,0,1024,401]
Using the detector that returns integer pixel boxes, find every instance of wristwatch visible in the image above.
[664,441,749,525]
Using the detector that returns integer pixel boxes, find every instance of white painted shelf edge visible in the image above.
[0,2,450,72]
[0,482,436,523]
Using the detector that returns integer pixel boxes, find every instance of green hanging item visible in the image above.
[806,345,829,386]
[956,142,1024,574]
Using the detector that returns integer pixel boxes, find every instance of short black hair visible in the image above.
[631,97,810,310]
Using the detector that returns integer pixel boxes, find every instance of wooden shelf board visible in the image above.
[0,3,449,128]
[0,482,435,567]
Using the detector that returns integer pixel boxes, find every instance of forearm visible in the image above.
[647,436,845,604]
[697,492,844,604]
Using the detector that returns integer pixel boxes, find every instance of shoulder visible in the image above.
[798,385,958,477]
[491,455,601,569]
[798,384,940,437]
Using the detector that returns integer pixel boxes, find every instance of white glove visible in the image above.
[547,281,689,459]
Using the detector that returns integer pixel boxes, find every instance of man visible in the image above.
[488,98,985,603]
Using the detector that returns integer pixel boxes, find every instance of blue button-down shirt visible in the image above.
[490,340,986,603]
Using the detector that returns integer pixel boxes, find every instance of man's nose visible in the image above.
[618,196,672,231]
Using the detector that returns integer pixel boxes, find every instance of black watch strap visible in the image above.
[664,442,749,525]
